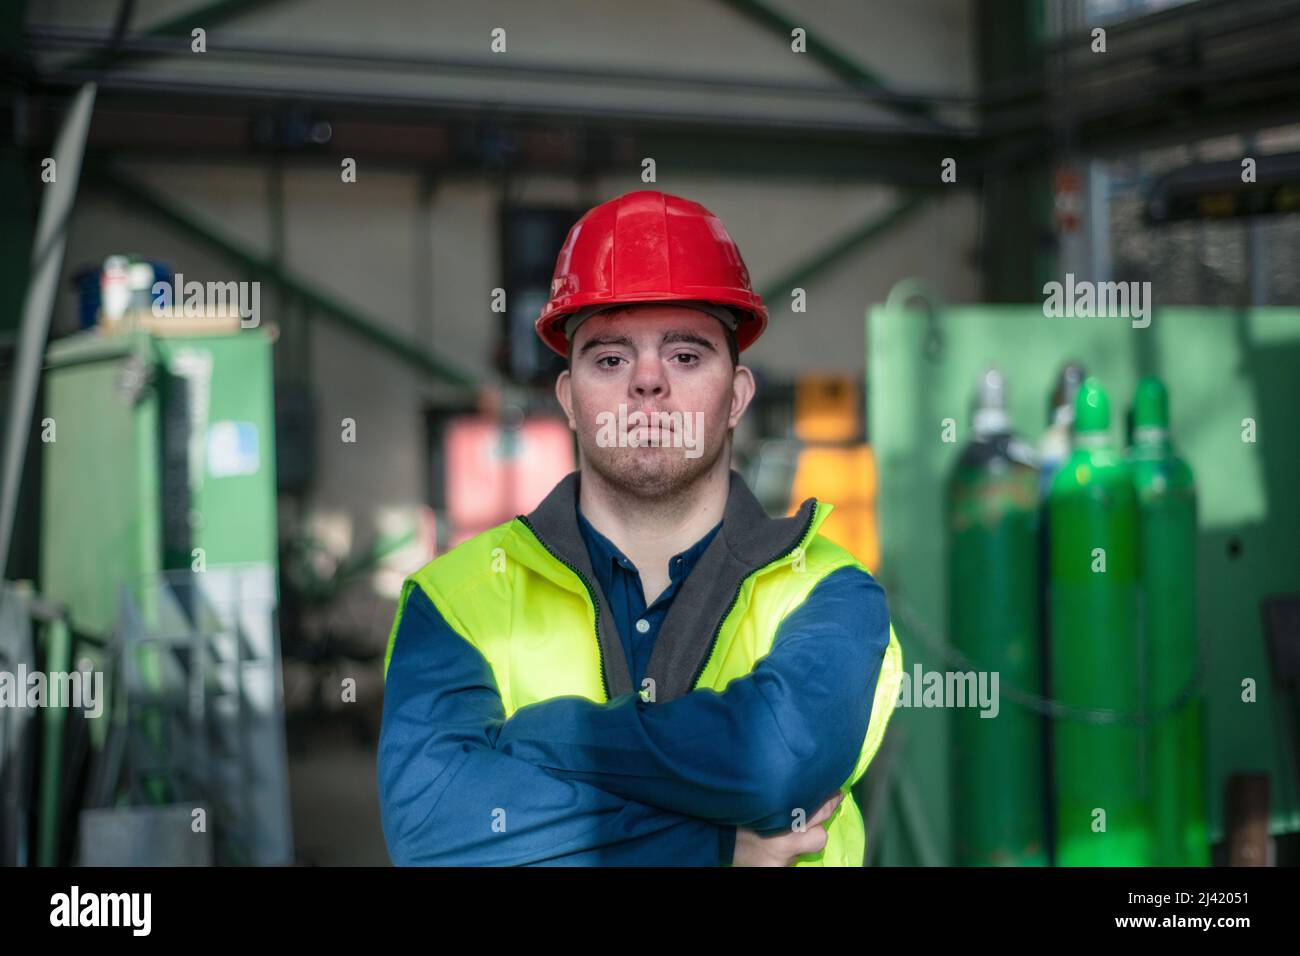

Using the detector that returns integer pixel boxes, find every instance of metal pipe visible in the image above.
[30,25,978,110]
[36,616,71,866]
[0,83,96,581]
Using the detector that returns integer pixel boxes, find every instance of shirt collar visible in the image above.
[519,468,821,700]
[576,505,722,589]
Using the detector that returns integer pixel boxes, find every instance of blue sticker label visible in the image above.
[207,420,260,477]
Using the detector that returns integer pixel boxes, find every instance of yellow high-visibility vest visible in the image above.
[384,470,903,866]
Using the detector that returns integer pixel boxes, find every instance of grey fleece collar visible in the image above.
[520,468,818,702]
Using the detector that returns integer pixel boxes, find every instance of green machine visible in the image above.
[39,327,291,865]
[946,369,1046,865]
[1130,377,1209,866]
[868,290,1300,866]
[1048,378,1145,866]
[41,329,278,628]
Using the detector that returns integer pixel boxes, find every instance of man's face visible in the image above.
[555,304,755,500]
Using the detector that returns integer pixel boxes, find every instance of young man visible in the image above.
[378,190,902,866]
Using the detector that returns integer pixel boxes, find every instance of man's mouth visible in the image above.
[629,409,674,430]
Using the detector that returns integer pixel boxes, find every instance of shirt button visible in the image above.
[635,618,650,634]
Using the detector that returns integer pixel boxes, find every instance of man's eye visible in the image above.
[596,356,623,369]
[671,353,699,365]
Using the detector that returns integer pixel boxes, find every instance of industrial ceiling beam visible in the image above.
[64,0,289,75]
[32,25,973,111]
[14,82,980,185]
[716,0,950,129]
[758,192,929,304]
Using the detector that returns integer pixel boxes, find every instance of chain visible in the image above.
[888,595,1205,726]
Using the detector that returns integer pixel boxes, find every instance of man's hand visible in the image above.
[731,792,844,867]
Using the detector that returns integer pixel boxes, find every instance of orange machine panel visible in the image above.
[789,444,880,573]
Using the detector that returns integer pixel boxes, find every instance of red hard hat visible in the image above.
[535,190,768,357]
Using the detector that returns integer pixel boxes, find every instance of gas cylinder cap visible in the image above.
[1074,377,1110,434]
[1133,377,1169,429]
[978,367,1006,408]
[973,367,1010,435]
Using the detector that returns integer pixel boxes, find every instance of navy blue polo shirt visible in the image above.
[575,506,722,691]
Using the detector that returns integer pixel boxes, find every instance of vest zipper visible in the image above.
[689,500,820,691]
[515,515,612,701]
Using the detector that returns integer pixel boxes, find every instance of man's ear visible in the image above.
[555,368,576,430]
[728,363,756,431]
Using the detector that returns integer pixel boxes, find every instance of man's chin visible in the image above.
[589,448,714,499]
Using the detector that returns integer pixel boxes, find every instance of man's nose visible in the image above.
[630,355,667,396]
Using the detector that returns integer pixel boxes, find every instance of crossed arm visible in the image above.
[379,586,731,865]
[377,566,890,865]
[495,566,889,832]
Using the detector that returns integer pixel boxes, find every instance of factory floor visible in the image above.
[286,714,390,866]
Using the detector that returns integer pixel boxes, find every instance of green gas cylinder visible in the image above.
[1048,378,1148,865]
[947,369,1047,865]
[1037,361,1086,865]
[1038,362,1087,496]
[1130,377,1209,866]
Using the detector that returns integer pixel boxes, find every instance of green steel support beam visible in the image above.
[88,162,478,391]
[67,0,283,75]
[2,0,32,335]
[717,0,942,125]
[759,192,928,304]
[37,616,71,866]
[977,0,1045,93]
[976,0,1053,302]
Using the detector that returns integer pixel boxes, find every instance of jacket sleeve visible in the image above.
[378,584,737,865]
[494,566,890,831]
